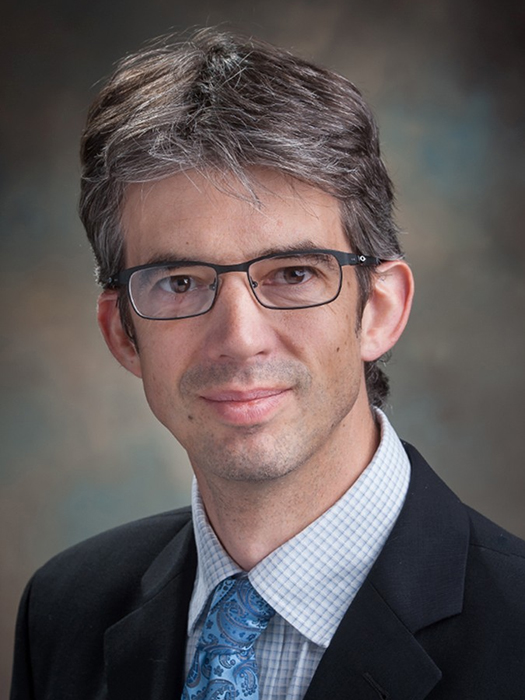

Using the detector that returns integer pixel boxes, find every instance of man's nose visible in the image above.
[203,273,277,361]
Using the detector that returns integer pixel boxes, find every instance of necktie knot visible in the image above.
[183,575,275,700]
[199,575,275,654]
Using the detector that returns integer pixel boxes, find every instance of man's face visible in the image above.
[113,169,378,485]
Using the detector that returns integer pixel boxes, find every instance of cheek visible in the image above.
[331,330,362,376]
[134,332,187,410]
[327,319,363,390]
[139,355,198,447]
[141,361,175,420]
[290,308,361,376]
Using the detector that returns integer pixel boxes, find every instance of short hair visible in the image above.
[79,27,404,407]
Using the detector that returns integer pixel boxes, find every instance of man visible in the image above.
[10,28,525,700]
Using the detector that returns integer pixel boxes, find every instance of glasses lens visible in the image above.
[128,264,217,319]
[250,252,342,309]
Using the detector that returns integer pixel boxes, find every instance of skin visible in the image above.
[98,169,414,569]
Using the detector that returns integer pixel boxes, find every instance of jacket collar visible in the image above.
[304,443,470,699]
[104,517,197,700]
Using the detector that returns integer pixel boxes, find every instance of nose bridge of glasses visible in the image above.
[214,259,258,291]
[209,268,264,319]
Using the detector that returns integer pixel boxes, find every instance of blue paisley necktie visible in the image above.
[182,575,275,700]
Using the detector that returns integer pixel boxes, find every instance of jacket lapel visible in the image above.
[304,579,442,699]
[305,444,470,700]
[104,518,197,700]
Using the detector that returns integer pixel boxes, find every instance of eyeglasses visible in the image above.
[107,248,382,321]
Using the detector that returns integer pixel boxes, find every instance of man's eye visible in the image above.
[158,275,195,293]
[273,266,315,285]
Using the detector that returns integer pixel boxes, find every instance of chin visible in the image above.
[190,432,308,483]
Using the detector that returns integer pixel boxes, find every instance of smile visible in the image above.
[199,387,291,425]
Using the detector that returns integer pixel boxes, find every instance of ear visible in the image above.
[97,290,143,378]
[359,260,414,362]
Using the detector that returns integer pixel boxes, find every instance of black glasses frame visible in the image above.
[107,248,383,320]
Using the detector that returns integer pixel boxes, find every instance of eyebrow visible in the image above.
[141,239,322,267]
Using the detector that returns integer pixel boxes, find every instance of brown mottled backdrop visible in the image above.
[1,0,524,692]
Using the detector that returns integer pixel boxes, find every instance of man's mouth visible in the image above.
[201,388,287,402]
[199,387,291,425]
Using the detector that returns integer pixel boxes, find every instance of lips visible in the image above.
[199,387,290,425]
[202,388,286,402]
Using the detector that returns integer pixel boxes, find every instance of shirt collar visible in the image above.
[188,409,410,646]
[187,483,243,634]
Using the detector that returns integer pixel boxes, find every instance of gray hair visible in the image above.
[79,27,403,407]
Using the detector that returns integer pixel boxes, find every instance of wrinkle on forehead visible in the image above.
[120,166,347,269]
[123,166,338,226]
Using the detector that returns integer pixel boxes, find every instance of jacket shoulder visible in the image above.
[29,507,194,613]
[37,506,192,573]
[464,506,525,611]
[466,506,525,560]
[12,509,195,699]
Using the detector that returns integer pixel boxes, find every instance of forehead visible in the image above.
[120,168,348,266]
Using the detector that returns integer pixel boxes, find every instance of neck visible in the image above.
[193,405,380,571]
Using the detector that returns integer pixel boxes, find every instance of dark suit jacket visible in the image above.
[10,443,525,699]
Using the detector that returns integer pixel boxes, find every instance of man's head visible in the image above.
[79,28,405,408]
[96,168,412,491]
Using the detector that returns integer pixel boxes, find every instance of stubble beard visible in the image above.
[177,358,359,484]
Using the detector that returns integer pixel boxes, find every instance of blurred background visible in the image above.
[1,0,524,692]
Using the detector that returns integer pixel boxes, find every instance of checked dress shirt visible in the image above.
[185,409,410,699]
